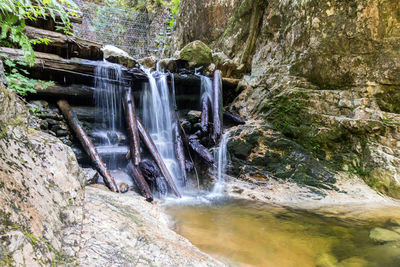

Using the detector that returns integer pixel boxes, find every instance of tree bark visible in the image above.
[172,112,187,186]
[25,26,103,60]
[212,70,223,143]
[57,100,119,192]
[124,87,141,165]
[136,119,182,198]
[200,96,211,133]
[127,162,153,201]
[188,135,215,165]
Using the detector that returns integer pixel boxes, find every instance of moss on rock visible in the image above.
[179,40,212,66]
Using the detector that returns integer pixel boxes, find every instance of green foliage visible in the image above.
[0,0,77,65]
[1,53,54,96]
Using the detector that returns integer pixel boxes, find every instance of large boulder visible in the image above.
[102,45,138,68]
[179,40,213,66]
[369,227,400,244]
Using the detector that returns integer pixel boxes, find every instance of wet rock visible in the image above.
[315,252,338,267]
[56,129,69,137]
[179,40,212,66]
[158,58,177,72]
[369,227,400,244]
[338,257,369,267]
[102,45,137,68]
[138,56,157,70]
[187,110,201,123]
[119,182,129,193]
[82,168,99,185]
[180,118,192,133]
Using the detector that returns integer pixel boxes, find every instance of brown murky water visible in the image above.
[166,198,400,267]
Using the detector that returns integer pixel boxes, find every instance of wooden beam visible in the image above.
[137,119,182,198]
[57,100,119,192]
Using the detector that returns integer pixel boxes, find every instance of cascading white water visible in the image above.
[140,68,183,187]
[200,75,213,106]
[93,61,125,170]
[212,133,228,195]
[94,61,124,131]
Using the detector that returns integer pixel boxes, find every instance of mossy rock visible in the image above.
[179,41,212,66]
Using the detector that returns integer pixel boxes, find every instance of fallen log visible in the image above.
[139,159,168,195]
[173,112,187,186]
[124,87,141,165]
[127,162,153,201]
[212,70,223,143]
[0,47,146,83]
[33,84,95,99]
[136,119,182,198]
[57,100,119,192]
[25,26,103,60]
[188,135,215,165]
[200,96,211,133]
[223,111,245,125]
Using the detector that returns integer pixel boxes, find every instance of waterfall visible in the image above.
[94,61,124,131]
[200,75,213,106]
[139,68,182,187]
[93,61,125,170]
[212,133,228,195]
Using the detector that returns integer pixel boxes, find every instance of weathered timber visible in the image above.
[137,119,182,198]
[0,47,147,82]
[173,112,187,186]
[200,96,211,133]
[25,26,103,60]
[139,159,168,195]
[124,87,141,165]
[223,111,245,125]
[127,162,153,201]
[33,84,95,99]
[139,159,162,181]
[212,70,223,143]
[57,100,119,192]
[188,135,215,165]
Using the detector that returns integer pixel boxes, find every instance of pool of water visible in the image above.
[165,197,400,266]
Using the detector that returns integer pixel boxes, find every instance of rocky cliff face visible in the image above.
[175,0,400,198]
[0,66,84,265]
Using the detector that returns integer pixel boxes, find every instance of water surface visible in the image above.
[166,198,400,266]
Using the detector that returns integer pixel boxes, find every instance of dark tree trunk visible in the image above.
[200,96,211,133]
[173,112,187,186]
[188,135,215,165]
[127,162,153,201]
[136,119,182,198]
[212,70,223,143]
[57,100,119,192]
[124,87,141,165]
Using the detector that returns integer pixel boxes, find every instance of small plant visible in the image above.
[0,0,77,66]
[1,53,54,96]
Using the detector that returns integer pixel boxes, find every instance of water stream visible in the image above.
[139,68,183,188]
[166,198,400,267]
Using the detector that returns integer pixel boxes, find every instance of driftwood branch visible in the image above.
[25,26,103,60]
[127,162,153,201]
[188,135,215,165]
[57,100,119,192]
[200,96,211,133]
[136,119,181,198]
[212,70,223,143]
[139,159,168,195]
[173,112,187,186]
[124,87,141,165]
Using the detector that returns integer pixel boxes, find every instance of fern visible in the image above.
[0,0,77,65]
